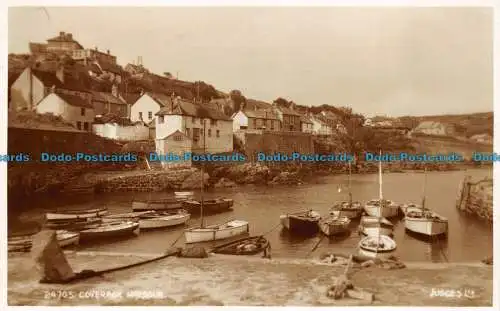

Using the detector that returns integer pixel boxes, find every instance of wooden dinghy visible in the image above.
[319,212,351,236]
[139,210,191,229]
[185,220,249,244]
[331,201,363,219]
[45,207,109,221]
[79,221,140,242]
[174,191,194,201]
[401,203,430,216]
[211,236,270,256]
[359,215,394,237]
[358,235,396,259]
[280,210,321,235]
[182,198,234,215]
[132,198,183,212]
[45,217,102,230]
[8,230,79,252]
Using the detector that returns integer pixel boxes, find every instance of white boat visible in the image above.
[56,230,80,247]
[404,167,448,237]
[402,203,430,216]
[358,235,396,259]
[364,154,400,218]
[359,215,394,236]
[364,199,400,218]
[185,220,250,244]
[139,210,191,229]
[46,208,109,221]
[319,212,351,236]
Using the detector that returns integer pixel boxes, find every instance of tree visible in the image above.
[229,89,246,111]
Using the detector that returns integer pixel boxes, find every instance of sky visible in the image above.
[8,6,493,117]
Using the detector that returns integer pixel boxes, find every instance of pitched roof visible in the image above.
[156,97,231,121]
[31,69,88,93]
[300,115,313,124]
[94,113,141,126]
[56,92,94,109]
[91,91,127,105]
[277,106,302,116]
[147,92,174,107]
[121,93,142,105]
[241,109,280,120]
[99,61,122,75]
[159,130,191,141]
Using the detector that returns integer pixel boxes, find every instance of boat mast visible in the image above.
[199,83,205,229]
[421,166,427,211]
[348,161,352,205]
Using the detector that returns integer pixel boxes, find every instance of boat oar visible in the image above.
[306,235,325,258]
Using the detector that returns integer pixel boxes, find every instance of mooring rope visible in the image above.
[433,235,449,263]
[306,235,325,258]
[260,222,282,236]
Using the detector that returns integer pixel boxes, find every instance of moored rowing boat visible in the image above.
[45,208,109,221]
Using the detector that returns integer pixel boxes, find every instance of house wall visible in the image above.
[301,122,313,133]
[234,130,314,162]
[281,114,301,132]
[36,93,95,131]
[312,119,332,135]
[156,115,184,139]
[232,111,248,131]
[155,134,192,169]
[93,100,128,117]
[47,41,80,52]
[10,68,46,111]
[93,123,149,141]
[130,94,162,123]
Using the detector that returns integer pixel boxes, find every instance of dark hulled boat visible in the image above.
[132,198,183,212]
[78,221,140,243]
[280,210,321,235]
[182,198,234,215]
[211,236,270,256]
[45,217,102,230]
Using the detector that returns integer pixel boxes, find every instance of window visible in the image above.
[192,117,196,124]
[186,128,190,137]
[270,121,274,131]
[253,119,257,129]
[201,129,204,135]
[77,121,82,130]
[83,122,89,131]
[158,116,164,124]
[80,108,85,116]
[211,119,217,126]
[173,135,182,141]
[208,129,212,137]
[148,111,153,120]
[139,112,143,120]
[216,130,220,138]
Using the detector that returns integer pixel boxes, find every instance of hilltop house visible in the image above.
[10,66,88,111]
[29,31,84,55]
[413,121,455,136]
[272,102,302,131]
[155,97,233,154]
[36,92,95,131]
[231,108,281,131]
[72,47,117,66]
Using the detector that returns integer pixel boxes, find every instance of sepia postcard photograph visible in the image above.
[2,1,497,309]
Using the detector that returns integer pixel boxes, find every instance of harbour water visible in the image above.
[10,168,493,263]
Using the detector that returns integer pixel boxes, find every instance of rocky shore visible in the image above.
[7,252,493,306]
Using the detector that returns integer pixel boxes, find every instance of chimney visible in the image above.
[67,33,73,40]
[50,85,56,93]
[107,50,110,55]
[140,88,144,96]
[59,31,65,37]
[95,46,98,51]
[56,65,64,83]
[111,84,118,97]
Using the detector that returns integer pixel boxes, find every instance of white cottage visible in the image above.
[36,92,95,131]
[231,109,281,131]
[310,115,333,135]
[155,98,233,154]
[130,92,173,123]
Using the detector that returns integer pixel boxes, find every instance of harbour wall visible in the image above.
[456,176,493,222]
